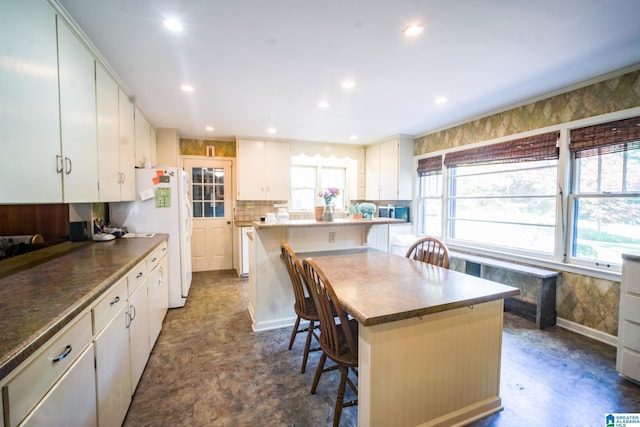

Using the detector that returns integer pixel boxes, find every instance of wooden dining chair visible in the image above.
[303,258,358,427]
[405,236,450,269]
[281,243,321,373]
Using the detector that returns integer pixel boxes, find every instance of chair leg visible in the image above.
[288,315,301,350]
[333,366,349,427]
[300,320,314,373]
[311,352,326,394]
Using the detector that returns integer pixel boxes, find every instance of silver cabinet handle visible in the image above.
[130,304,136,321]
[110,296,120,306]
[136,272,143,279]
[51,345,72,363]
[56,155,64,173]
[65,157,72,174]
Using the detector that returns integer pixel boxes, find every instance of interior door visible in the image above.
[184,158,233,271]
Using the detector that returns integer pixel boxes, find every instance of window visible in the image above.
[192,167,225,217]
[447,160,558,253]
[443,132,560,255]
[417,156,443,237]
[291,165,346,210]
[569,116,640,267]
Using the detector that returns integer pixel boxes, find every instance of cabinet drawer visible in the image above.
[623,260,640,295]
[147,245,163,272]
[2,312,92,427]
[621,293,640,324]
[622,320,640,353]
[127,260,147,295]
[620,348,640,382]
[92,278,127,334]
[157,241,168,260]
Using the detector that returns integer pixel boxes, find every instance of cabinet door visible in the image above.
[148,257,169,348]
[237,140,267,200]
[118,88,136,201]
[134,106,152,167]
[379,139,399,200]
[128,280,150,393]
[96,63,122,202]
[21,345,97,427]
[0,0,62,203]
[57,17,99,202]
[94,303,131,427]
[365,145,381,200]
[265,141,291,200]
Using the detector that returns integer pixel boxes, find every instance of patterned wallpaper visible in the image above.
[415,70,640,155]
[180,139,236,158]
[414,69,640,337]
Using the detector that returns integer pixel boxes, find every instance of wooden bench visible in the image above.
[450,252,560,329]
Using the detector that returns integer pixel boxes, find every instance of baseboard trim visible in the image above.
[556,317,617,347]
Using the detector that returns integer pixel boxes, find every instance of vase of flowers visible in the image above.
[318,188,340,221]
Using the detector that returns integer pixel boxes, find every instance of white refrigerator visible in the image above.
[110,167,193,308]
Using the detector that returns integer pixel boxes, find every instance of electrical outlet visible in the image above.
[245,201,255,208]
[329,231,336,243]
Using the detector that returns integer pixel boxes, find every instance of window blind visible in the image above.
[570,115,640,158]
[417,155,442,176]
[443,131,560,167]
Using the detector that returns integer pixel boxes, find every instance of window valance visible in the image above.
[443,131,560,167]
[570,115,640,158]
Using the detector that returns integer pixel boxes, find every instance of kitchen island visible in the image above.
[247,218,405,331]
[305,249,519,427]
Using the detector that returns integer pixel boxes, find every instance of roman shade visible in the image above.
[417,155,443,176]
[570,115,640,158]
[443,131,560,167]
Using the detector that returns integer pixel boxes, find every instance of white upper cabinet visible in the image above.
[118,88,136,201]
[365,135,413,200]
[96,64,135,201]
[134,107,154,167]
[0,0,62,203]
[237,140,290,200]
[57,17,99,202]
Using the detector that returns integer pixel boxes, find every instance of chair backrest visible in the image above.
[405,237,450,269]
[281,243,314,315]
[302,258,357,363]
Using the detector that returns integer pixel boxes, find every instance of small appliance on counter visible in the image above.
[378,205,410,222]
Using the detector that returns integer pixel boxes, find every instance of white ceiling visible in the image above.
[57,0,640,144]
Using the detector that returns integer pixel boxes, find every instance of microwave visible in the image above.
[378,206,410,222]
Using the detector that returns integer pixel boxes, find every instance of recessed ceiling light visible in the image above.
[350,135,358,141]
[180,84,194,92]
[403,24,423,37]
[267,127,277,134]
[163,19,183,32]
[341,80,355,89]
[205,126,214,131]
[318,101,330,109]
[435,96,447,105]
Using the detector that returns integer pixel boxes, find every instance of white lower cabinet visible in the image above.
[0,241,168,427]
[128,278,150,393]
[1,312,93,427]
[148,251,169,349]
[93,280,131,427]
[21,345,97,427]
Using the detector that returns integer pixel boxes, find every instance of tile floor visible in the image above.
[123,270,640,427]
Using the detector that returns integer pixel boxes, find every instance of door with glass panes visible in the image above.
[184,158,233,271]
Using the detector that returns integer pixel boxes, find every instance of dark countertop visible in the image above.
[0,234,168,381]
[252,218,405,229]
[300,248,520,326]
